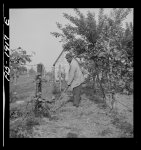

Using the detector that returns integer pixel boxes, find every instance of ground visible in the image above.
[10,74,133,138]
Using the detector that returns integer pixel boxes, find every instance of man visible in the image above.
[65,52,85,107]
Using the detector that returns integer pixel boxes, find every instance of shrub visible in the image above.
[52,84,61,95]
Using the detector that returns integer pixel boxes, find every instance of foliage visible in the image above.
[28,67,36,75]
[10,47,32,81]
[52,84,61,95]
[45,71,54,81]
[18,66,27,75]
[51,8,133,95]
[57,67,66,80]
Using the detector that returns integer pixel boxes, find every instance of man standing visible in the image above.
[65,52,85,107]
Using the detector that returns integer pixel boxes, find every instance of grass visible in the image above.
[10,74,133,138]
[66,132,78,138]
[10,74,54,136]
[99,128,112,136]
[10,74,58,138]
[82,86,109,111]
[110,111,133,138]
[51,84,63,101]
[10,99,43,138]
[10,75,52,138]
[10,74,36,103]
[10,115,41,138]
[82,85,133,138]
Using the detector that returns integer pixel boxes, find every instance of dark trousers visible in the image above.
[72,84,82,107]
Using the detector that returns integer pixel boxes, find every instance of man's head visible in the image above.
[65,52,73,63]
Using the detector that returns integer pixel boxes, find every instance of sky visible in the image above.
[10,8,133,72]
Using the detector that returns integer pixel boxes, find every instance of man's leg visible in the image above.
[73,84,82,107]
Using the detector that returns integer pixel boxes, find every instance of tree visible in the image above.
[51,8,133,96]
[10,47,33,83]
[18,66,27,75]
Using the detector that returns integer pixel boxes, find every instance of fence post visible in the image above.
[59,64,62,92]
[52,65,56,88]
[36,63,43,97]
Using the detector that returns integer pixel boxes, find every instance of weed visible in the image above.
[111,113,133,138]
[99,128,112,136]
[52,85,60,95]
[66,132,78,138]
[10,114,41,138]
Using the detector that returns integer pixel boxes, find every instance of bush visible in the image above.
[34,98,52,118]
[52,85,60,95]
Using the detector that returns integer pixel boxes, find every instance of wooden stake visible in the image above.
[59,64,62,92]
[52,65,56,88]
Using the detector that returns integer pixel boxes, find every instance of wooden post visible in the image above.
[36,64,43,97]
[37,63,43,76]
[59,64,62,92]
[52,65,56,87]
[34,63,52,118]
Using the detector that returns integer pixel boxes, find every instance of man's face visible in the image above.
[66,56,72,63]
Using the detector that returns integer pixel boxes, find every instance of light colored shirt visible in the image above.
[67,58,85,90]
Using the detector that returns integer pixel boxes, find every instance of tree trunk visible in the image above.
[92,62,97,93]
[92,73,96,93]
[96,68,106,101]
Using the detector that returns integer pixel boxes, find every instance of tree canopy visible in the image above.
[10,47,33,80]
[51,8,133,94]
